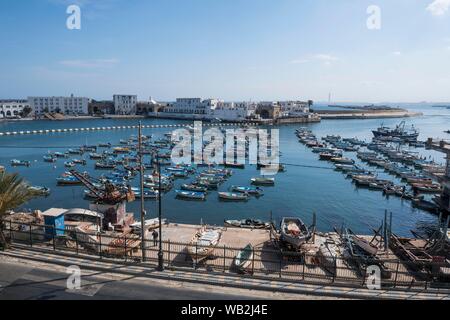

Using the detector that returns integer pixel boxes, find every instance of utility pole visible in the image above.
[157,152,164,271]
[138,122,146,261]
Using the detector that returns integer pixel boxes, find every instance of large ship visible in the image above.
[372,121,419,142]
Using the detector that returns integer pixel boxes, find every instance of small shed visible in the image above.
[42,208,66,238]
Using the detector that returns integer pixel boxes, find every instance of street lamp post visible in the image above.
[156,152,164,271]
[138,122,146,262]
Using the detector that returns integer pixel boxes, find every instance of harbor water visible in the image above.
[0,104,449,237]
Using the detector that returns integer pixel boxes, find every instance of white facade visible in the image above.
[163,98,221,115]
[113,95,137,115]
[28,95,89,116]
[279,101,310,116]
[0,100,29,118]
[211,101,254,121]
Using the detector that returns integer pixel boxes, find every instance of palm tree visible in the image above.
[0,172,39,249]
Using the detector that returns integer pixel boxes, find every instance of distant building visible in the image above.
[256,102,282,119]
[28,95,89,116]
[210,101,254,121]
[136,97,165,115]
[88,100,114,115]
[0,100,30,118]
[113,95,137,115]
[279,101,311,116]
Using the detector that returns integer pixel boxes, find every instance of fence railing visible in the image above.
[2,220,449,291]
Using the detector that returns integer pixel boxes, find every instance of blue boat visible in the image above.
[231,185,263,196]
[175,190,206,201]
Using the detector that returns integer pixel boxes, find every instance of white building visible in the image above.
[279,101,310,116]
[210,101,254,121]
[28,95,89,116]
[113,95,137,115]
[163,98,221,116]
[0,100,30,118]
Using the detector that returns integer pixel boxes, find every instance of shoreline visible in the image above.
[317,110,422,120]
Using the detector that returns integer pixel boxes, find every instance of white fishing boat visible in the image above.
[218,192,249,201]
[187,228,222,262]
[251,177,275,186]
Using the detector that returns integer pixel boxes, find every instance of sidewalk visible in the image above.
[1,246,449,300]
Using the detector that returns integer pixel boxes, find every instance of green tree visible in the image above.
[0,172,39,249]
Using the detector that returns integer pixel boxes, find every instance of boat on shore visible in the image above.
[280,217,311,249]
[224,219,270,229]
[234,244,254,272]
[187,227,222,262]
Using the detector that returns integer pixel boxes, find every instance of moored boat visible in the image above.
[175,190,206,201]
[218,192,249,201]
[10,159,30,167]
[251,177,275,186]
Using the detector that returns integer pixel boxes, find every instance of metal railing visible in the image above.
[2,220,449,291]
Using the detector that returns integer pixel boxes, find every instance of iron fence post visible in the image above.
[194,242,198,270]
[394,260,399,287]
[279,249,282,278]
[52,225,56,251]
[10,220,13,242]
[29,223,32,247]
[75,232,79,255]
[302,254,306,280]
[124,235,127,262]
[223,245,226,273]
[168,240,171,267]
[251,247,255,275]
[99,233,102,259]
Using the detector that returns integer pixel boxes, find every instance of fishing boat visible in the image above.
[95,162,116,169]
[72,159,87,165]
[187,228,222,262]
[218,192,249,201]
[234,244,254,272]
[412,199,440,213]
[348,229,378,256]
[224,162,245,169]
[43,155,57,163]
[251,177,275,186]
[89,153,103,160]
[317,242,338,275]
[280,217,311,249]
[224,219,270,229]
[54,152,68,158]
[134,189,159,199]
[411,183,442,194]
[29,186,51,196]
[231,186,263,196]
[181,184,208,192]
[64,161,76,168]
[10,159,30,167]
[175,190,206,201]
[98,142,112,148]
[372,121,419,142]
[68,148,83,155]
[330,157,355,165]
[57,176,82,186]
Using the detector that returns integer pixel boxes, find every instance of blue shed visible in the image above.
[42,208,66,239]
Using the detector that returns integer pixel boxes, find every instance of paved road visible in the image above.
[0,257,319,300]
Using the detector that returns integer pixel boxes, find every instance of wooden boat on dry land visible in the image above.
[234,244,254,272]
[187,228,222,263]
[280,217,311,249]
[411,183,442,194]
[224,219,270,229]
[317,242,338,275]
[390,234,433,269]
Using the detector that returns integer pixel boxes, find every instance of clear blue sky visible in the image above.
[1,0,449,102]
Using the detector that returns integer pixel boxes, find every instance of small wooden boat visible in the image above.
[280,217,311,248]
[317,242,338,275]
[98,142,111,148]
[57,177,82,185]
[175,190,206,201]
[95,162,116,169]
[10,159,30,167]
[231,186,263,196]
[134,189,159,199]
[64,161,76,168]
[411,183,442,194]
[330,157,355,165]
[68,148,84,155]
[187,228,222,262]
[348,229,378,256]
[72,159,87,165]
[234,244,254,272]
[224,219,270,229]
[412,199,439,213]
[43,155,57,163]
[89,153,103,160]
[218,192,249,201]
[181,184,208,192]
[251,177,275,186]
[29,186,51,196]
[224,162,245,169]
[54,152,68,158]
